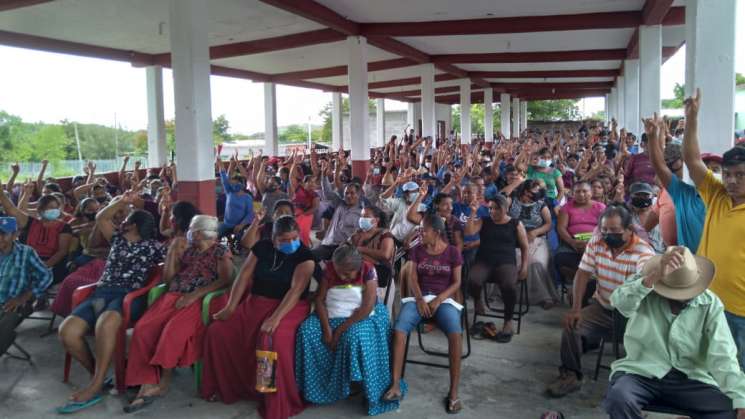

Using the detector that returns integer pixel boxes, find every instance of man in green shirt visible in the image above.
[604,246,745,419]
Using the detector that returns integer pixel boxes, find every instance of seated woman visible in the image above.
[57,192,166,412]
[159,199,200,240]
[507,180,558,309]
[466,195,529,343]
[201,215,315,419]
[349,206,395,306]
[555,181,606,284]
[383,214,464,414]
[0,192,73,285]
[295,245,399,416]
[124,215,232,413]
[407,187,464,252]
[240,199,294,252]
[289,166,319,247]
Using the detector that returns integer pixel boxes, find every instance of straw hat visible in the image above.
[642,246,715,301]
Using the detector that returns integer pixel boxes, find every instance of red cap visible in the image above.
[701,153,723,164]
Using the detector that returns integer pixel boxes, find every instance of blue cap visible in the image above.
[402,181,419,192]
[0,217,17,234]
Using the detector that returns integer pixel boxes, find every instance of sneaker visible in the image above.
[546,370,582,398]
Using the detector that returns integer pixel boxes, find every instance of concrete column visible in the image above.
[168,0,215,215]
[263,82,278,156]
[484,89,494,142]
[375,98,385,148]
[459,79,471,143]
[500,93,511,138]
[347,36,369,178]
[605,94,610,124]
[511,97,520,138]
[624,60,640,134]
[639,24,662,119]
[609,88,617,122]
[520,101,528,133]
[331,92,343,150]
[616,76,625,130]
[420,64,436,139]
[145,66,167,168]
[686,0,737,153]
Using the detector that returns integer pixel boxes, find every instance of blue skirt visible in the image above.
[295,303,406,416]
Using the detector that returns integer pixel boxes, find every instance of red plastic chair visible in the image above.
[62,264,164,394]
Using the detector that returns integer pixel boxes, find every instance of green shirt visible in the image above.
[610,276,745,408]
[527,166,562,199]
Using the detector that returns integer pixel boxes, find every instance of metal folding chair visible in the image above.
[472,278,529,335]
[593,310,626,381]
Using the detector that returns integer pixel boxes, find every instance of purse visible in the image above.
[255,335,278,393]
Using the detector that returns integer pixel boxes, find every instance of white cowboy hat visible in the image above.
[642,246,715,301]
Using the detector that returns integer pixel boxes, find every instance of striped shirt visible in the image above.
[0,242,53,305]
[578,234,654,308]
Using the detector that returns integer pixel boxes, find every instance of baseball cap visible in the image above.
[722,147,745,166]
[630,182,654,196]
[0,217,17,234]
[663,144,682,164]
[402,181,419,192]
[700,153,723,164]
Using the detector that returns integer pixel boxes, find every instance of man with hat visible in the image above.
[683,88,745,367]
[0,216,53,356]
[628,182,664,254]
[379,178,421,247]
[603,246,745,419]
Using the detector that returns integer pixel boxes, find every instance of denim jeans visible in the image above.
[725,311,745,370]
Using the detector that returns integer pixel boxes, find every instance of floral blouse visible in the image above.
[98,233,166,291]
[168,243,231,293]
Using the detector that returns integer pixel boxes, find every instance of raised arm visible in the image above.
[95,192,134,242]
[7,162,19,194]
[406,183,428,225]
[682,88,709,187]
[645,114,673,188]
[35,159,48,195]
[0,178,29,228]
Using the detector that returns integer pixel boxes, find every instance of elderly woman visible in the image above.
[508,179,558,309]
[295,245,398,416]
[201,215,315,419]
[0,192,73,284]
[384,214,464,414]
[123,215,232,413]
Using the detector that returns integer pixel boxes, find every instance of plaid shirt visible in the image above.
[0,242,53,305]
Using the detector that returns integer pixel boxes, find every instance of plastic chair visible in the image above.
[472,278,529,335]
[62,264,164,394]
[146,283,228,391]
[593,310,626,381]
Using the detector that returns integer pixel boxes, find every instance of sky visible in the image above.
[0,1,743,135]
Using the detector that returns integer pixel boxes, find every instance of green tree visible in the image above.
[279,124,308,143]
[452,104,501,136]
[212,114,232,144]
[319,97,376,142]
[662,83,685,109]
[737,73,745,85]
[527,100,580,121]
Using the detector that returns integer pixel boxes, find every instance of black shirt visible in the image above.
[476,217,518,266]
[250,239,315,300]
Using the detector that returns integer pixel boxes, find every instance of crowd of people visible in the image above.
[2,88,745,418]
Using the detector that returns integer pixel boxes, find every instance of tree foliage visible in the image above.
[527,100,581,121]
[319,97,376,142]
[662,83,685,109]
[451,104,501,137]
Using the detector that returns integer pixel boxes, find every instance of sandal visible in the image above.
[444,397,463,414]
[123,395,160,414]
[56,394,103,414]
[382,389,403,402]
[494,331,514,343]
[470,321,485,339]
[482,322,498,340]
[540,411,565,419]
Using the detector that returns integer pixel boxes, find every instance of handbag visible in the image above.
[255,335,278,393]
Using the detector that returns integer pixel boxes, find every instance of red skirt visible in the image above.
[201,295,310,419]
[50,259,106,317]
[125,292,204,386]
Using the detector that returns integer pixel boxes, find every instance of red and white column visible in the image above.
[145,65,167,168]
[347,36,370,178]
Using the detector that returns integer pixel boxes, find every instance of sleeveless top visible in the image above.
[476,217,519,266]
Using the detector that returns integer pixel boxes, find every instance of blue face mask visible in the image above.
[42,208,61,221]
[186,230,195,245]
[229,183,244,193]
[277,238,301,255]
[358,217,374,231]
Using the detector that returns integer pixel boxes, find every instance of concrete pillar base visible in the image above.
[177,179,216,216]
[351,160,370,181]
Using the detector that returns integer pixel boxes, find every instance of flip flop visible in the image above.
[470,322,485,339]
[444,397,462,414]
[56,394,103,414]
[494,331,514,343]
[382,389,403,402]
[123,395,160,414]
[102,376,115,390]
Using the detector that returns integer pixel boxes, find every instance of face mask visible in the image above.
[141,188,151,196]
[671,137,683,146]
[373,167,381,176]
[603,233,626,249]
[42,208,61,221]
[215,185,224,195]
[537,159,552,168]
[406,192,419,204]
[631,196,653,209]
[358,217,374,231]
[186,230,195,245]
[713,173,723,183]
[277,238,301,255]
[530,189,546,201]
[229,183,244,193]
[424,162,431,169]
[266,185,277,193]
[84,213,96,221]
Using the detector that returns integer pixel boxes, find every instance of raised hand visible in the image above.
[684,88,701,120]
[10,162,19,174]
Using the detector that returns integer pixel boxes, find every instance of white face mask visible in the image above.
[713,173,723,183]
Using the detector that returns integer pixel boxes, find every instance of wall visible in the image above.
[342,110,408,149]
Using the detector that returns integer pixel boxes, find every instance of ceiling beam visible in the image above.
[433,49,627,64]
[366,73,459,89]
[257,0,359,35]
[626,28,640,59]
[642,0,675,25]
[472,69,620,78]
[151,28,345,65]
[270,57,415,81]
[492,81,614,90]
[366,36,429,63]
[0,0,52,12]
[436,89,610,104]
